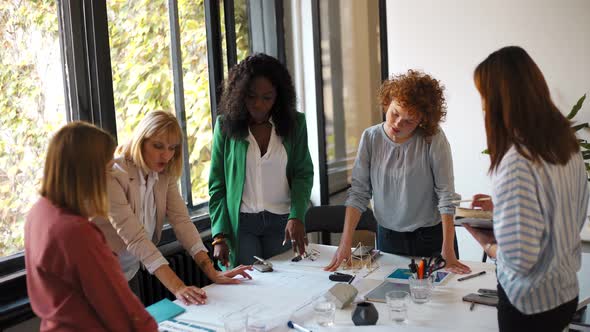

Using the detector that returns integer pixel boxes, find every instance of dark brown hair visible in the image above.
[378,69,447,137]
[218,53,297,139]
[474,46,579,172]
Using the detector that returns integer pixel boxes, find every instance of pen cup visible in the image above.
[408,275,434,304]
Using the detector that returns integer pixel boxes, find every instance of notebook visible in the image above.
[146,298,186,323]
[454,217,493,229]
[364,281,410,303]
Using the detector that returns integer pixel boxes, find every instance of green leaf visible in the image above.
[567,94,586,119]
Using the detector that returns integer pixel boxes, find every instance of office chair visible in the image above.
[304,205,377,245]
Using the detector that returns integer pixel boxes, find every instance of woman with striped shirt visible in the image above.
[466,46,589,331]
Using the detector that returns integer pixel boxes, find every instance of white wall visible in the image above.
[387,0,590,260]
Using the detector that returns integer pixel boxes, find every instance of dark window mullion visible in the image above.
[58,0,90,124]
[379,0,389,83]
[58,0,117,138]
[311,0,329,205]
[274,0,285,65]
[168,0,193,206]
[223,0,237,70]
[204,0,224,126]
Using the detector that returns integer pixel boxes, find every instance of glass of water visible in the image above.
[385,291,409,323]
[313,300,336,327]
[409,275,434,304]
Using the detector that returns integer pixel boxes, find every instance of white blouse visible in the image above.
[118,168,166,280]
[240,122,291,214]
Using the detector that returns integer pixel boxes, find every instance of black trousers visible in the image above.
[376,223,459,258]
[128,272,142,301]
[497,282,578,332]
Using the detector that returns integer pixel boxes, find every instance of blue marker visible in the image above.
[287,320,312,332]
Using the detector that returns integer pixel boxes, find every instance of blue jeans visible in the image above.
[236,211,291,265]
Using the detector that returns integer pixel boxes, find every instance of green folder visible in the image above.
[146,298,186,323]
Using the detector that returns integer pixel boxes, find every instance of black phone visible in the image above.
[329,272,354,282]
[477,288,498,296]
[462,293,498,307]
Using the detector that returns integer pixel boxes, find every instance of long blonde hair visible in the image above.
[41,122,116,218]
[118,110,183,178]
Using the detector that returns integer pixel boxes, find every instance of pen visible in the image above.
[287,320,313,332]
[457,271,486,282]
[469,301,475,311]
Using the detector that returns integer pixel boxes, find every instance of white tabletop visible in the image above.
[170,244,590,332]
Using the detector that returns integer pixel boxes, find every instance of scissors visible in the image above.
[427,255,446,277]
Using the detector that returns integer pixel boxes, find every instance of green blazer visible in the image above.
[208,112,314,267]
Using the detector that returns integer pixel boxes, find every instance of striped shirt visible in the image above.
[345,124,460,231]
[493,147,589,314]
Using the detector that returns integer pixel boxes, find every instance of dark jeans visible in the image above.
[376,223,459,258]
[236,211,291,265]
[497,282,578,332]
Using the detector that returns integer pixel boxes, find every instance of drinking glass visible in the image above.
[385,290,409,322]
[313,300,336,327]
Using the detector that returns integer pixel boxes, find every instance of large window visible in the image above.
[319,0,383,198]
[0,0,66,258]
[107,0,250,207]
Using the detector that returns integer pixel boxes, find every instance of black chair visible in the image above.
[304,205,378,245]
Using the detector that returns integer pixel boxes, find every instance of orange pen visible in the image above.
[417,259,425,279]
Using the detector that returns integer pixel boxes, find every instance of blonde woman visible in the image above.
[95,111,251,306]
[25,122,157,331]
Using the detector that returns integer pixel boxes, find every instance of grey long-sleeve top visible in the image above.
[345,124,460,232]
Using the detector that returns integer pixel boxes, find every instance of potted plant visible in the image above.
[567,94,589,179]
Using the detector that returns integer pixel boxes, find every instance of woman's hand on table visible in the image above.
[213,265,253,284]
[441,249,471,274]
[175,285,207,305]
[324,242,352,272]
[284,218,307,256]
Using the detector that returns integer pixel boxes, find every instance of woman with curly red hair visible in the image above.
[326,70,470,274]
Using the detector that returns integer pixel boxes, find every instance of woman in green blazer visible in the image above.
[209,53,314,268]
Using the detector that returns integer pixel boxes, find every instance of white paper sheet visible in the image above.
[174,268,334,329]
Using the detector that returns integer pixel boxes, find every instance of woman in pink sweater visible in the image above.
[25,122,157,332]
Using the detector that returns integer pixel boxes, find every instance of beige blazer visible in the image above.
[94,157,205,272]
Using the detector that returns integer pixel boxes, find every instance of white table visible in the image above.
[169,244,590,332]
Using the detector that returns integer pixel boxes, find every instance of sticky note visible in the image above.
[146,298,186,323]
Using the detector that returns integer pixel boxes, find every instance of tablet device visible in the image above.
[386,268,451,285]
[462,293,498,307]
[454,217,493,229]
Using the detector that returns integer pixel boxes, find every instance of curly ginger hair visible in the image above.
[378,69,447,137]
